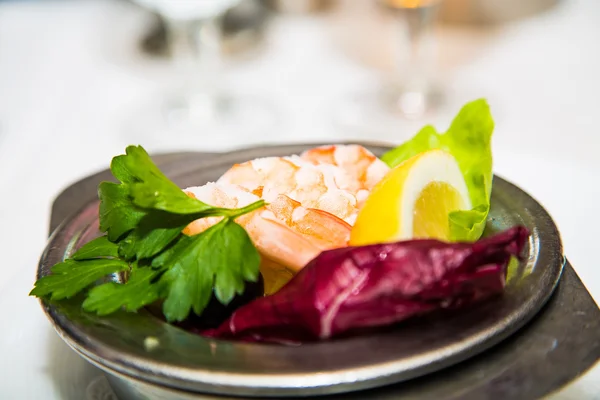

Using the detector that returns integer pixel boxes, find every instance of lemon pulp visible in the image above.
[412,181,465,240]
[260,258,294,295]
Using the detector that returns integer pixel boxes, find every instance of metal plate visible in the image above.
[37,143,565,398]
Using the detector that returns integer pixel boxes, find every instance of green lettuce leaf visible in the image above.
[381,99,494,242]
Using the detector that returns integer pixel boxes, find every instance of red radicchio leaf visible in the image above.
[202,227,530,344]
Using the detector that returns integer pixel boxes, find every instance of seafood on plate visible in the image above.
[31,99,518,344]
[182,183,351,281]
[184,145,387,290]
[217,144,390,225]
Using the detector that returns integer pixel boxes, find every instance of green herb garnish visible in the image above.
[30,145,265,322]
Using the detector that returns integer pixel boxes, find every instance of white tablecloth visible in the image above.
[0,0,598,398]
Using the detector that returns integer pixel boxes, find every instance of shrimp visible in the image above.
[217,145,387,224]
[217,157,300,197]
[267,194,351,250]
[300,144,390,192]
[183,183,351,272]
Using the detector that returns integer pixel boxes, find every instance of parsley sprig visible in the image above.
[30,146,265,322]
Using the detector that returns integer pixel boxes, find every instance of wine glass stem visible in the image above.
[163,16,223,98]
[395,4,439,92]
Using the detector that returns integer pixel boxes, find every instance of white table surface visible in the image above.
[0,0,599,398]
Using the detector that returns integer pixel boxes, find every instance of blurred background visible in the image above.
[0,0,599,397]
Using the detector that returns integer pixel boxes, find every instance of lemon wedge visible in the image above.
[350,149,471,245]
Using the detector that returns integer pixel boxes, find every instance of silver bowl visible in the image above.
[36,143,564,399]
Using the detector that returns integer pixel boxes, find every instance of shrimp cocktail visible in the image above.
[30,99,529,344]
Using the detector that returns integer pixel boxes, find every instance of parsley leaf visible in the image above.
[72,236,119,260]
[110,150,141,184]
[118,145,213,215]
[115,201,265,261]
[160,219,260,322]
[98,181,147,242]
[30,258,129,300]
[83,265,166,315]
[117,211,195,260]
[32,144,266,323]
[211,220,261,302]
